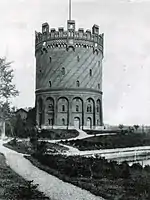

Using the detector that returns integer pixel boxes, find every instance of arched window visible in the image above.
[62,118,65,125]
[62,105,65,112]
[98,83,100,89]
[48,104,53,111]
[76,80,80,87]
[90,69,92,77]
[76,105,79,112]
[49,81,51,87]
[97,105,99,112]
[87,105,92,113]
[62,67,65,75]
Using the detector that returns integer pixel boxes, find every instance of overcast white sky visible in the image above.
[0,0,150,125]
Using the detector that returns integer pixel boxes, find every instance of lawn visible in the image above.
[60,132,150,150]
[26,153,150,200]
[4,136,150,199]
[38,129,79,139]
[4,138,69,154]
[0,153,50,200]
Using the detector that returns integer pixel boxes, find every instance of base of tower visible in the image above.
[38,125,105,131]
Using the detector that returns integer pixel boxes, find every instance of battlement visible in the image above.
[35,20,104,54]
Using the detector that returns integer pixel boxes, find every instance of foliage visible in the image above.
[38,129,79,140]
[5,109,37,138]
[26,107,36,126]
[61,132,150,151]
[0,58,18,118]
[134,125,140,131]
[119,124,124,130]
[28,153,150,200]
[0,153,49,200]
[9,180,49,199]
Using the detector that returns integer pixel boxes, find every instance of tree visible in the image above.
[118,124,124,133]
[26,107,36,127]
[0,58,19,137]
[128,126,134,133]
[134,125,139,131]
[119,124,124,130]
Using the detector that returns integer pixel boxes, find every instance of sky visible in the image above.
[0,0,150,125]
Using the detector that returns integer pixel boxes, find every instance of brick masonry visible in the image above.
[35,20,104,129]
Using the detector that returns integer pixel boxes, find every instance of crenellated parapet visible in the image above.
[35,20,104,55]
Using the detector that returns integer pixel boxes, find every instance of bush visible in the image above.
[26,153,150,200]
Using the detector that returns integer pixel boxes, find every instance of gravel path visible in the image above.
[0,140,104,200]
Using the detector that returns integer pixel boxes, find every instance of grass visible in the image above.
[4,139,69,154]
[0,153,50,200]
[38,129,79,139]
[5,136,150,200]
[26,153,150,200]
[3,139,33,154]
[84,129,120,135]
[61,132,150,151]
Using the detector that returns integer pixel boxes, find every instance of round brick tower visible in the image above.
[35,20,104,129]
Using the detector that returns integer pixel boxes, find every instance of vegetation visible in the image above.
[26,153,150,200]
[0,58,19,136]
[37,129,79,140]
[4,139,33,154]
[5,107,36,138]
[61,132,150,151]
[0,153,50,200]
[4,139,68,154]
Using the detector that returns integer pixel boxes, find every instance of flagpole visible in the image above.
[69,0,71,20]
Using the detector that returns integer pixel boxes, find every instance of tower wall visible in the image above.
[35,20,104,129]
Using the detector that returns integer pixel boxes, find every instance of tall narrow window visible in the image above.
[77,55,80,62]
[48,119,53,125]
[97,106,99,112]
[49,57,52,63]
[48,119,51,125]
[87,105,92,113]
[90,69,92,77]
[76,80,80,87]
[49,81,51,87]
[76,105,79,112]
[62,105,65,112]
[62,118,65,125]
[62,67,64,75]
[48,104,53,111]
[98,83,100,89]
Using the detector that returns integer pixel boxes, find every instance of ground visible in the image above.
[0,139,104,200]
[0,152,50,200]
[3,129,150,200]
